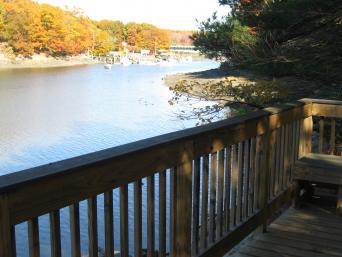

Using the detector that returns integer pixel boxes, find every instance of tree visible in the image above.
[0,3,5,39]
[93,30,115,56]
[192,13,257,63]
[0,0,38,56]
[125,22,139,50]
[125,22,170,52]
[192,0,342,82]
[97,20,124,50]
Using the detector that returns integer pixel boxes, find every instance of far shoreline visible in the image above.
[0,55,98,71]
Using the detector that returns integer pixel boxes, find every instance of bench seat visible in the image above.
[294,153,342,185]
[294,153,342,214]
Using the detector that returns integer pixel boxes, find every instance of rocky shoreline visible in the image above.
[164,68,341,108]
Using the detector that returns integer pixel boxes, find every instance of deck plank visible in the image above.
[226,205,342,257]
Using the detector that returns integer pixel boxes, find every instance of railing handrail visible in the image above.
[301,98,342,105]
[1,100,324,193]
[0,110,268,194]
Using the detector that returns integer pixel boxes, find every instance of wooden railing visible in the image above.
[309,99,342,156]
[0,99,340,257]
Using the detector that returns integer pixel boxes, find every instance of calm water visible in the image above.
[0,61,220,257]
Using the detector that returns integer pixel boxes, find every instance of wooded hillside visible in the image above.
[0,0,191,57]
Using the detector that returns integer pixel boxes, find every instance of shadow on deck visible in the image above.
[227,204,342,257]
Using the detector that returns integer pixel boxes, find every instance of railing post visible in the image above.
[0,194,16,257]
[338,186,342,216]
[299,116,313,158]
[174,141,193,257]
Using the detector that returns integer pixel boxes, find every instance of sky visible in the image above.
[35,0,229,30]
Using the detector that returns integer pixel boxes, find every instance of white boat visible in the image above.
[104,64,112,69]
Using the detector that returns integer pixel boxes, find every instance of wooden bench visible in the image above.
[294,153,342,214]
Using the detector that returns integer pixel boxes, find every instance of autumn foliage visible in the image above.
[0,0,180,57]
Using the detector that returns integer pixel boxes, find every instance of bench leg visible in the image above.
[295,181,313,209]
[338,186,342,215]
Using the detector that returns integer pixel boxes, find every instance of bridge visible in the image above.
[169,45,199,54]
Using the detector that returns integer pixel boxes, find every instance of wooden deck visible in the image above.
[228,205,342,257]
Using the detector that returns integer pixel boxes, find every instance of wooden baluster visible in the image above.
[290,121,296,166]
[261,130,275,232]
[231,145,238,228]
[253,136,262,211]
[283,124,290,189]
[120,186,129,257]
[274,128,281,197]
[191,159,200,255]
[293,120,300,161]
[174,145,193,257]
[69,204,81,257]
[236,142,244,224]
[216,150,224,239]
[271,130,277,202]
[288,122,295,185]
[0,195,16,257]
[134,180,142,257]
[50,210,61,257]
[319,117,325,153]
[298,119,304,158]
[159,171,166,257]
[200,156,209,250]
[256,134,266,231]
[279,126,286,191]
[329,118,336,155]
[88,197,98,257]
[28,217,40,257]
[248,138,256,216]
[147,176,155,257]
[224,147,232,233]
[104,191,114,257]
[242,140,250,221]
[209,152,217,243]
[170,167,177,257]
[295,120,303,161]
[269,129,278,199]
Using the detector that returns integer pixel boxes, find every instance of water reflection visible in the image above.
[0,61,219,174]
